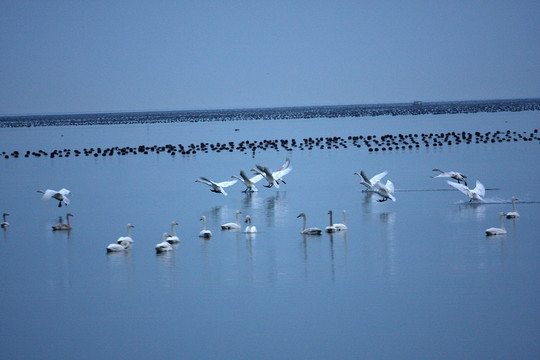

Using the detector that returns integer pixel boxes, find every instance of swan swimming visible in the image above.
[166,221,180,243]
[106,242,131,252]
[253,158,292,188]
[1,213,9,228]
[333,210,348,231]
[37,188,71,207]
[485,213,507,236]
[373,180,396,202]
[325,210,337,233]
[199,216,212,238]
[506,197,520,219]
[231,170,263,192]
[221,210,242,230]
[244,215,257,233]
[447,180,485,202]
[117,223,135,245]
[52,213,73,231]
[156,232,173,253]
[432,168,467,186]
[353,170,388,192]
[195,177,238,196]
[297,212,322,235]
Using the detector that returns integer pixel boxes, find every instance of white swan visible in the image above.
[1,213,9,228]
[485,212,507,236]
[253,158,292,189]
[333,210,348,231]
[167,221,180,243]
[432,168,467,186]
[506,197,520,219]
[117,223,135,245]
[244,215,257,233]
[447,180,485,202]
[373,180,396,202]
[232,170,263,192]
[107,242,131,252]
[199,216,212,238]
[325,210,337,233]
[52,213,73,231]
[297,212,322,235]
[37,188,71,207]
[156,232,173,253]
[354,170,388,192]
[195,177,237,196]
[221,210,242,230]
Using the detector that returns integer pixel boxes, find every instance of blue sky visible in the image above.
[1,1,539,115]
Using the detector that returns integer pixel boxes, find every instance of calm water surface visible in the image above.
[1,112,539,359]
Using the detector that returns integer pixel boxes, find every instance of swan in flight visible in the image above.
[373,180,396,202]
[199,216,212,238]
[297,212,322,235]
[432,169,467,186]
[52,213,73,231]
[485,213,507,236]
[195,177,237,196]
[156,233,173,253]
[244,215,257,233]
[333,210,348,231]
[1,213,9,228]
[231,170,263,192]
[325,210,337,233]
[253,158,292,188]
[505,197,520,219]
[117,223,135,245]
[37,188,71,207]
[354,170,388,192]
[447,180,485,202]
[166,221,180,243]
[221,210,242,230]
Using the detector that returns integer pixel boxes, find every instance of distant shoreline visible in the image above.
[0,98,539,128]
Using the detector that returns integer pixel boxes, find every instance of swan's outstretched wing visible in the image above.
[473,180,485,197]
[370,171,388,184]
[385,180,394,194]
[216,179,238,188]
[196,177,214,187]
[40,189,57,200]
[273,166,292,179]
[58,188,71,196]
[447,181,470,196]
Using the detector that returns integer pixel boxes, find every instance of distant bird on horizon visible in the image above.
[195,177,237,196]
[37,188,71,207]
[432,168,467,186]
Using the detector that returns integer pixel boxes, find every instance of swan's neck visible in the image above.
[342,211,346,225]
[512,199,517,212]
[2,214,6,221]
[202,218,207,230]
[329,212,333,226]
[127,226,131,237]
[236,212,240,226]
[500,214,505,230]
[171,223,177,236]
[66,215,71,226]
[302,216,306,231]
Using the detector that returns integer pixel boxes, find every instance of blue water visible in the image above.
[1,110,539,359]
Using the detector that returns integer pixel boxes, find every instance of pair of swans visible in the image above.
[37,188,71,207]
[447,180,485,202]
[432,168,467,186]
[52,213,73,231]
[219,211,258,233]
[156,221,182,252]
[325,210,348,233]
[486,212,507,236]
[1,213,9,228]
[107,223,135,252]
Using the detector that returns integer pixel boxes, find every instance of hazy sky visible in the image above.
[1,1,539,115]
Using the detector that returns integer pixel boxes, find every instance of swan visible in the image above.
[1,213,9,228]
[244,215,257,233]
[52,213,73,231]
[37,188,71,207]
[447,180,485,202]
[485,213,507,236]
[156,232,173,253]
[199,216,212,238]
[117,223,135,245]
[195,177,237,196]
[432,168,467,186]
[166,221,180,243]
[353,170,388,192]
[221,210,242,230]
[333,210,348,231]
[297,212,322,235]
[106,242,131,252]
[325,210,337,233]
[373,180,396,202]
[253,158,292,188]
[232,170,263,192]
[506,197,520,219]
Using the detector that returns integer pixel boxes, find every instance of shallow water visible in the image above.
[1,111,539,359]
